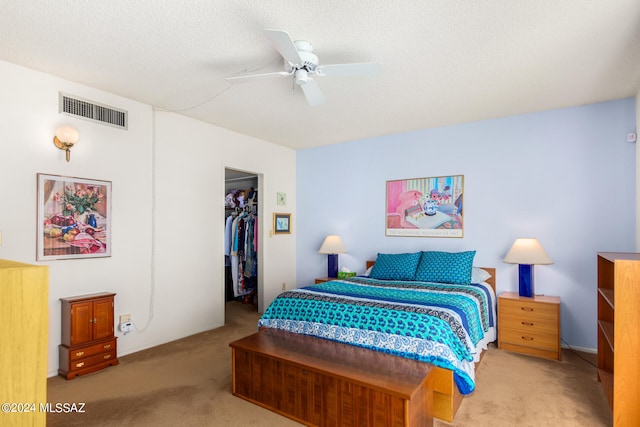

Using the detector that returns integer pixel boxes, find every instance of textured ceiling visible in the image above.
[1,1,639,149]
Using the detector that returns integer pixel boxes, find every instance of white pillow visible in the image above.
[472,267,492,283]
[364,266,373,276]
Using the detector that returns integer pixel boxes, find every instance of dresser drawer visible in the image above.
[58,338,119,379]
[68,338,117,361]
[68,349,117,371]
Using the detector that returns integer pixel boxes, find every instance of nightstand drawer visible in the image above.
[499,326,559,351]
[499,299,558,322]
[499,312,557,335]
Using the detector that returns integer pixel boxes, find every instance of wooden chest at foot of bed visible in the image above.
[230,329,434,427]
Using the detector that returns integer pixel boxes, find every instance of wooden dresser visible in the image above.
[0,259,49,427]
[59,292,118,379]
[230,329,434,426]
[597,252,640,426]
[498,292,561,361]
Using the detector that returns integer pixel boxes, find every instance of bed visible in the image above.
[231,251,496,424]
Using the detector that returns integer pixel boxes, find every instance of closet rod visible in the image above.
[225,175,257,183]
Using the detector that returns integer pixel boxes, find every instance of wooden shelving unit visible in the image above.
[597,252,640,426]
[0,259,49,427]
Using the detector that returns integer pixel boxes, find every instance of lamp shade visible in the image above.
[503,238,553,265]
[55,126,79,144]
[318,235,347,254]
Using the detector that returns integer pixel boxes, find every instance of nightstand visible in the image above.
[314,277,334,284]
[498,291,561,361]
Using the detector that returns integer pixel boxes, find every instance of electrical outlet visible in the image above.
[119,314,131,324]
[120,321,133,334]
[282,282,286,290]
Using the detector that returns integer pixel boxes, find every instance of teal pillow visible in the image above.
[370,252,421,280]
[415,251,476,285]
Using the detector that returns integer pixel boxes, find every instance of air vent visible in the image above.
[59,93,128,130]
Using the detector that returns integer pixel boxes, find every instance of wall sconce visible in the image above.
[503,238,553,297]
[318,235,347,278]
[53,126,79,162]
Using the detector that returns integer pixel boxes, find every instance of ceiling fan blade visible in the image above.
[264,29,302,65]
[300,78,326,106]
[226,71,292,81]
[316,62,383,77]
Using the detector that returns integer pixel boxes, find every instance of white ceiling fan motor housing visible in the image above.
[284,40,319,75]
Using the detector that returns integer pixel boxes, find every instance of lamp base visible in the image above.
[327,254,338,278]
[518,264,534,297]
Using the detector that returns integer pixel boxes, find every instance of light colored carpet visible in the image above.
[47,301,612,426]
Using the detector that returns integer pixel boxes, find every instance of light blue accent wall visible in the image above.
[296,98,636,350]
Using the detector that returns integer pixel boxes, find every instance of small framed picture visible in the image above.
[273,213,291,234]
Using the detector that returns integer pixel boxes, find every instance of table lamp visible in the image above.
[319,235,347,278]
[503,238,553,297]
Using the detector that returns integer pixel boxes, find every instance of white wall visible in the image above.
[0,60,296,376]
[152,112,297,330]
[296,98,637,351]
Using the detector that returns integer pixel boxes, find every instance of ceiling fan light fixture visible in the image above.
[295,69,309,85]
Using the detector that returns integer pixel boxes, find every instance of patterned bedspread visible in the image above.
[258,276,496,395]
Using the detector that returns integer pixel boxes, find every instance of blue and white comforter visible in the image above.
[258,276,496,395]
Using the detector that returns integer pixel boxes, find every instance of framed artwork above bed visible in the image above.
[386,174,464,237]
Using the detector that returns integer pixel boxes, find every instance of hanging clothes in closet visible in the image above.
[224,206,258,301]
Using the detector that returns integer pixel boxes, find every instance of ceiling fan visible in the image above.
[227,29,383,106]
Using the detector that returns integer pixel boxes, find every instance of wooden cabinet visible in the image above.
[597,252,640,426]
[498,292,561,361]
[59,292,118,379]
[230,329,433,426]
[314,277,334,284]
[0,259,48,427]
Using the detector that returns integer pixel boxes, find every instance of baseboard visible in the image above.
[561,343,596,354]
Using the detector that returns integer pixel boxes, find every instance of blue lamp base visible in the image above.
[518,264,534,297]
[327,254,339,278]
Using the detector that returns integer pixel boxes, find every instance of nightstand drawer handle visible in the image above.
[75,351,85,357]
[521,336,534,341]
[520,307,534,312]
[75,362,85,368]
[103,344,111,349]
[521,321,534,326]
[103,354,111,360]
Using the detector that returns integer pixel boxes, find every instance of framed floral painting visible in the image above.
[37,173,112,260]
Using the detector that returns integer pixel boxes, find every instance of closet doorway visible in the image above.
[224,168,263,320]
